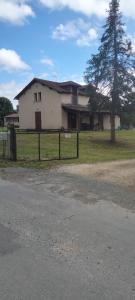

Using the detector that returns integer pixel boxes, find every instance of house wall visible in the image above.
[61,94,89,106]
[62,109,68,129]
[103,114,120,130]
[61,94,72,104]
[78,95,89,106]
[79,113,120,130]
[103,114,111,130]
[115,115,121,129]
[19,83,62,129]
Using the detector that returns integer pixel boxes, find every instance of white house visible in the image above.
[4,112,19,128]
[15,78,120,130]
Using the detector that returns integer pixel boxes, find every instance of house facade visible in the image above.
[15,78,120,130]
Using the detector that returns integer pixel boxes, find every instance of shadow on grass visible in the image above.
[88,137,134,149]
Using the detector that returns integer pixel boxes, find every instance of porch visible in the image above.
[62,104,106,131]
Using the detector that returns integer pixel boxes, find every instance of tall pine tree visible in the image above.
[84,0,135,142]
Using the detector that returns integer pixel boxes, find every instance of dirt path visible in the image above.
[58,159,135,191]
[0,159,135,210]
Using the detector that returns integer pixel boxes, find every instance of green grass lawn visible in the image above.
[0,130,135,168]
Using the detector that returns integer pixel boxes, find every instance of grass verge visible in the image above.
[0,130,135,169]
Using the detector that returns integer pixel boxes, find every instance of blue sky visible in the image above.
[0,0,135,107]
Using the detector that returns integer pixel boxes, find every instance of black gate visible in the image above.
[0,130,10,159]
[10,128,79,161]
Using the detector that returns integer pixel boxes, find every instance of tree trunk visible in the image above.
[110,4,118,144]
[110,113,116,143]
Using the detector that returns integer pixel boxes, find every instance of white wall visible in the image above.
[61,94,72,104]
[103,114,120,130]
[78,95,89,106]
[62,109,68,129]
[19,83,62,129]
[115,115,121,129]
[103,114,111,130]
[61,94,89,106]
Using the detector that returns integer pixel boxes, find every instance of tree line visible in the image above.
[0,97,13,126]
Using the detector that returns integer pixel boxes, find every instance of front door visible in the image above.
[35,111,42,130]
[68,112,77,129]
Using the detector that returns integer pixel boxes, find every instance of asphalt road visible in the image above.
[0,168,135,300]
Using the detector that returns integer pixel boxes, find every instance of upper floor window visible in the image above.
[38,92,41,102]
[34,92,42,102]
[34,93,38,102]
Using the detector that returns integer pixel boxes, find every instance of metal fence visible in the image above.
[0,130,10,159]
[14,129,79,161]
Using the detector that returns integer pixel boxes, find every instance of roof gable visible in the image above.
[14,78,94,100]
[14,78,68,100]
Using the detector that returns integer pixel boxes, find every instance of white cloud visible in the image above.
[1,0,135,26]
[39,72,49,79]
[40,57,54,67]
[39,0,107,17]
[69,74,85,85]
[0,49,30,72]
[39,0,135,18]
[0,80,24,108]
[52,18,98,47]
[77,28,98,47]
[120,0,135,18]
[88,28,98,40]
[52,20,81,40]
[0,0,34,25]
[52,18,91,41]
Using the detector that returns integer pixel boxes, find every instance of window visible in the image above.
[34,93,37,102]
[34,92,41,102]
[38,92,41,102]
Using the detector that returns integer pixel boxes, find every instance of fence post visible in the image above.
[9,125,17,161]
[38,132,41,161]
[59,132,61,160]
[77,131,79,159]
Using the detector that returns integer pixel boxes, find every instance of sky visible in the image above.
[0,0,135,107]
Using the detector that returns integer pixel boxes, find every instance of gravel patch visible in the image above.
[58,160,135,191]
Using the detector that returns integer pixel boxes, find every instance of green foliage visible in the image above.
[121,112,135,128]
[85,0,135,108]
[0,97,13,125]
[84,0,135,141]
[87,85,110,112]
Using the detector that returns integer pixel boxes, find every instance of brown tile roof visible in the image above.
[59,81,81,87]
[62,104,111,113]
[4,113,19,118]
[14,78,68,99]
[14,78,92,100]
[62,104,90,112]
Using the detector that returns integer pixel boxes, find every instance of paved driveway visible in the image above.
[0,167,135,300]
